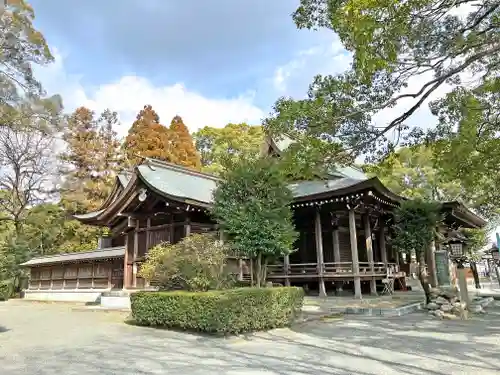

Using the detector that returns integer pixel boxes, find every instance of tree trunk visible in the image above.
[470,261,481,289]
[418,250,431,304]
[255,253,262,288]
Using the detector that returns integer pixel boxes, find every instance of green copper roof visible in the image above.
[289,178,364,198]
[138,158,219,205]
[20,246,125,267]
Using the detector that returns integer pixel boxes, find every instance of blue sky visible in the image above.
[31,0,352,134]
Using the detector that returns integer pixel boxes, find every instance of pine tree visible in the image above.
[169,115,201,169]
[123,105,176,166]
[59,107,124,214]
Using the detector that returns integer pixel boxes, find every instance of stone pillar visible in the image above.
[314,208,327,297]
[363,215,377,295]
[349,208,362,299]
[332,227,343,294]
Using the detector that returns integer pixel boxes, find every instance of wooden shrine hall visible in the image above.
[20,136,486,301]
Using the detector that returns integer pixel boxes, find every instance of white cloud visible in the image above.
[36,49,265,137]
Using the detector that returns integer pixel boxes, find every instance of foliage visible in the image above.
[462,228,489,261]
[130,287,305,334]
[193,123,264,175]
[0,0,54,106]
[427,78,500,219]
[122,105,176,167]
[0,118,55,234]
[169,115,201,170]
[212,157,298,287]
[59,107,124,214]
[265,1,499,162]
[139,233,234,292]
[0,279,13,301]
[364,145,463,201]
[393,200,442,303]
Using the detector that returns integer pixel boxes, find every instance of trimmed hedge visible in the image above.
[130,287,304,334]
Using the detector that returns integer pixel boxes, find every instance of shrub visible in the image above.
[0,280,13,301]
[139,233,235,291]
[130,286,304,334]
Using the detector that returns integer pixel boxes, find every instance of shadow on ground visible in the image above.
[2,302,500,375]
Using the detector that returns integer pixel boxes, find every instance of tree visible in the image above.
[364,145,463,201]
[0,0,53,106]
[193,123,264,175]
[59,107,124,214]
[122,105,176,166]
[169,115,201,170]
[393,200,442,304]
[0,118,55,235]
[212,157,298,287]
[139,233,234,291]
[265,1,499,162]
[427,78,500,219]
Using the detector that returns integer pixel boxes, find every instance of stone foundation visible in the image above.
[23,289,108,303]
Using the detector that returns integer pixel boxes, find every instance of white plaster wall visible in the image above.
[23,290,109,303]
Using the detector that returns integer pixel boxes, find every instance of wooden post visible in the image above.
[145,217,151,251]
[133,222,139,288]
[123,233,129,289]
[332,227,342,294]
[184,217,191,237]
[49,268,53,290]
[349,208,362,299]
[284,254,290,287]
[314,208,327,297]
[364,214,377,295]
[91,262,95,289]
[107,264,112,289]
[379,220,388,279]
[238,258,244,281]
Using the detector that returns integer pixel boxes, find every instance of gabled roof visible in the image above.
[441,201,487,229]
[20,246,125,267]
[264,134,368,180]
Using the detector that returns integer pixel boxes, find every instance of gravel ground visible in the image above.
[1,300,500,375]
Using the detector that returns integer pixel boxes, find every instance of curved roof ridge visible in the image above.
[143,157,221,181]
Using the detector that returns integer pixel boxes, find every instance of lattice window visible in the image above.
[40,268,51,280]
[94,263,108,277]
[450,243,463,257]
[30,269,40,280]
[52,267,64,279]
[64,267,78,279]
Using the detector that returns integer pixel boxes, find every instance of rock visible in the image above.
[435,296,448,305]
[442,312,459,320]
[433,310,444,319]
[440,290,458,300]
[440,303,453,312]
[426,302,439,310]
[469,304,484,314]
[449,297,459,304]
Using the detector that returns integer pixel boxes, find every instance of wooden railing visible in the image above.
[267,262,397,279]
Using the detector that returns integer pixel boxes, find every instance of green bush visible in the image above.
[0,280,13,301]
[130,286,304,334]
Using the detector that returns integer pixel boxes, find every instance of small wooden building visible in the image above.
[21,136,486,301]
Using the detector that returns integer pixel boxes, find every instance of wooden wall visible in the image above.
[28,259,123,290]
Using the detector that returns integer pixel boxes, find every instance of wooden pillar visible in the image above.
[363,214,377,295]
[184,218,191,237]
[133,222,139,288]
[314,208,327,297]
[349,208,362,299]
[145,217,151,251]
[123,233,129,289]
[107,264,112,289]
[91,262,95,289]
[284,254,290,287]
[379,220,388,266]
[238,258,244,281]
[332,227,342,293]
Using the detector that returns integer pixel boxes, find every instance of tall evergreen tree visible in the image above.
[60,107,124,213]
[123,105,176,166]
[169,115,201,169]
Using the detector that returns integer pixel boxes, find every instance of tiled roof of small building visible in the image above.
[20,247,125,267]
